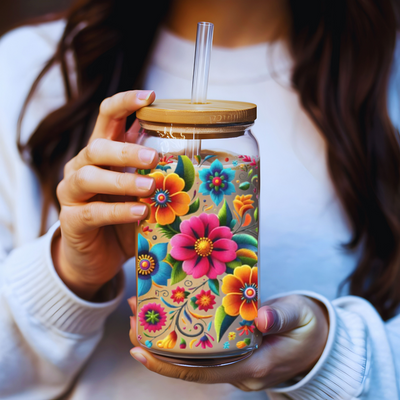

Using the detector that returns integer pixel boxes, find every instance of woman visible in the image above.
[0,0,399,399]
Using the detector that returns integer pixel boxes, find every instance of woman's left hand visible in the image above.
[128,294,329,391]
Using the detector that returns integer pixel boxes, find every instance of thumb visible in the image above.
[255,296,304,335]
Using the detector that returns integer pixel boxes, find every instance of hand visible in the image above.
[52,90,159,300]
[128,294,329,391]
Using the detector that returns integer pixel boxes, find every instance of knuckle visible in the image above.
[86,139,102,163]
[119,142,130,164]
[99,97,111,115]
[74,166,92,188]
[80,203,95,223]
[115,172,126,192]
[110,203,121,220]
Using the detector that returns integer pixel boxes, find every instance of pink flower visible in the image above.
[195,289,216,311]
[195,334,214,349]
[138,303,167,332]
[170,214,238,279]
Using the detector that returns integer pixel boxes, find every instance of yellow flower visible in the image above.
[233,194,254,218]
[228,332,236,341]
[157,331,178,349]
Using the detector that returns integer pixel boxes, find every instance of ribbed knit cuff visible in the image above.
[268,291,368,400]
[4,221,124,336]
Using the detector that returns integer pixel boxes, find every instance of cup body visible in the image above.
[134,121,261,360]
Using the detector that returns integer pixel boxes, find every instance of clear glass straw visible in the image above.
[191,22,214,104]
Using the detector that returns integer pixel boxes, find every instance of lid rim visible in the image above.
[136,99,257,125]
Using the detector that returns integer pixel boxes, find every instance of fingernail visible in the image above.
[131,204,147,216]
[136,176,154,191]
[139,148,156,164]
[137,90,154,101]
[130,350,147,365]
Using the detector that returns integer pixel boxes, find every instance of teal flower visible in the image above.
[199,159,235,206]
[145,340,153,348]
[223,341,230,349]
[137,234,172,296]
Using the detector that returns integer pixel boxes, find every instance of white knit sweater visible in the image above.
[0,20,399,400]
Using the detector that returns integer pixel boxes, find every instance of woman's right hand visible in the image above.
[52,90,158,301]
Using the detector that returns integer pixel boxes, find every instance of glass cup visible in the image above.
[134,100,261,366]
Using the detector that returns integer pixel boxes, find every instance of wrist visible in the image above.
[51,232,103,300]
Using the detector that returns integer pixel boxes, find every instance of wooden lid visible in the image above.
[136,99,257,125]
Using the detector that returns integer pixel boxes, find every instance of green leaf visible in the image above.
[254,207,258,222]
[239,182,250,190]
[184,291,190,298]
[156,217,182,239]
[175,155,195,191]
[170,261,187,285]
[233,234,258,252]
[230,219,237,230]
[187,198,200,215]
[248,169,253,176]
[218,200,233,227]
[165,254,177,266]
[137,169,151,175]
[226,258,243,270]
[208,279,220,296]
[214,305,237,342]
[190,296,199,310]
[237,255,257,267]
[244,338,251,346]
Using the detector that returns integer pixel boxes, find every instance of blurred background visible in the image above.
[0,0,72,35]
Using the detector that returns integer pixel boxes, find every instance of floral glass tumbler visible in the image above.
[134,99,261,365]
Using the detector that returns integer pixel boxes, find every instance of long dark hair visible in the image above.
[17,0,400,320]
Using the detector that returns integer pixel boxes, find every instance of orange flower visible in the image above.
[221,265,258,321]
[140,172,191,225]
[233,195,254,217]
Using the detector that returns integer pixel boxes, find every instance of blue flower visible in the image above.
[145,340,153,348]
[223,341,230,349]
[137,234,172,296]
[199,159,236,206]
[232,160,238,166]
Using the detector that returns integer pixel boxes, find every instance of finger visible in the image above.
[60,201,149,233]
[125,119,141,144]
[129,316,139,346]
[127,296,137,315]
[90,90,155,142]
[255,295,305,335]
[59,165,155,202]
[71,139,158,172]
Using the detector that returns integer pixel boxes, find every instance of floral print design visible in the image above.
[170,213,238,279]
[233,195,254,217]
[156,155,174,171]
[138,303,167,332]
[137,234,172,297]
[195,334,214,349]
[157,331,178,349]
[199,159,235,206]
[237,320,256,336]
[140,172,191,225]
[228,332,236,341]
[171,286,187,304]
[221,265,258,321]
[195,289,216,312]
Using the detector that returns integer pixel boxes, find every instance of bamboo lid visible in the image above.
[136,99,257,125]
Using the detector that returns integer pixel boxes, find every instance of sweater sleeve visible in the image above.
[0,24,124,399]
[0,222,124,400]
[267,293,399,400]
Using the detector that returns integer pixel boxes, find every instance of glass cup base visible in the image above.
[152,350,254,368]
